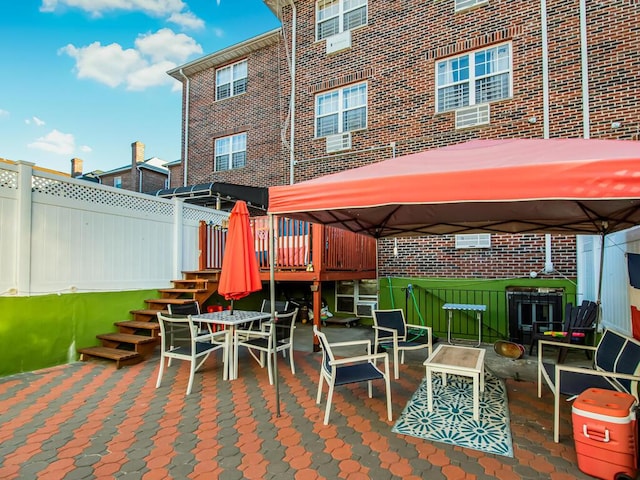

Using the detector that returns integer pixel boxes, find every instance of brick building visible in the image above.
[168,0,639,283]
[73,141,170,193]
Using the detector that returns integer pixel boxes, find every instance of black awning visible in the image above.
[153,182,269,211]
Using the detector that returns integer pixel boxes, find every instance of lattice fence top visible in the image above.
[32,174,176,217]
[0,168,18,190]
[184,205,228,224]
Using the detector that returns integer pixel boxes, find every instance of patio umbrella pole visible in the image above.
[269,214,280,416]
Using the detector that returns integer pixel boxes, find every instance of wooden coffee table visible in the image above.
[423,344,486,420]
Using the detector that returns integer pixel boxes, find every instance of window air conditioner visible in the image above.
[326,132,352,153]
[326,31,352,54]
[455,104,490,129]
[356,301,377,317]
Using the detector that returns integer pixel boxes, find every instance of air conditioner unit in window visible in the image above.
[326,132,352,153]
[356,301,377,318]
[455,104,490,129]
[326,30,352,54]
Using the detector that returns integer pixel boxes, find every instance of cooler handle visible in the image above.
[582,425,610,443]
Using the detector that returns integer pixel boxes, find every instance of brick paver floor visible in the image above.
[0,330,595,479]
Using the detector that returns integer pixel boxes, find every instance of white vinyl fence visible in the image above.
[577,227,640,337]
[0,161,228,296]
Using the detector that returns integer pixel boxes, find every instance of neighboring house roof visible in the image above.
[98,157,169,177]
[167,28,281,80]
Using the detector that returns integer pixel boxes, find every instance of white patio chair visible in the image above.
[156,312,229,395]
[372,309,433,379]
[314,325,392,425]
[234,308,298,384]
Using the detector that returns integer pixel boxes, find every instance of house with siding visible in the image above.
[166,0,639,339]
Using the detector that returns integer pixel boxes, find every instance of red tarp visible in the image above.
[268,139,640,237]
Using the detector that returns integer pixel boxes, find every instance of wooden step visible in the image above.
[173,279,209,287]
[78,347,142,369]
[115,320,160,337]
[130,309,168,322]
[146,298,197,306]
[96,333,158,358]
[158,288,207,294]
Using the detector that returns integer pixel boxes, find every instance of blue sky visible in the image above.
[0,0,280,174]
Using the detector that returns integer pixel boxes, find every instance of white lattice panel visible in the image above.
[32,174,175,218]
[0,168,18,190]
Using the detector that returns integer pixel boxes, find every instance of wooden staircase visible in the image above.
[78,270,221,368]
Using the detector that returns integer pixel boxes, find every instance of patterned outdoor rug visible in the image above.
[392,372,514,457]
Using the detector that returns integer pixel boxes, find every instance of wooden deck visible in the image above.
[199,216,377,283]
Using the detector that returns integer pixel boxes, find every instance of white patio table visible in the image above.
[423,344,486,420]
[193,310,271,380]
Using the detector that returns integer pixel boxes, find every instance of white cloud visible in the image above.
[127,60,176,90]
[40,0,205,29]
[168,11,204,30]
[25,116,46,126]
[79,145,92,153]
[135,28,202,63]
[28,129,76,155]
[0,109,9,117]
[41,0,188,17]
[60,42,144,88]
[60,29,202,90]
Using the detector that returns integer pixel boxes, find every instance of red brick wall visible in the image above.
[378,234,576,278]
[181,39,289,188]
[181,0,639,279]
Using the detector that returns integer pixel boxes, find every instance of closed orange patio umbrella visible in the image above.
[218,201,262,312]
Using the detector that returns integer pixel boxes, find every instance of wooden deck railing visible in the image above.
[198,216,376,273]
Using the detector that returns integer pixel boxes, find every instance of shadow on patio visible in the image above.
[0,324,593,479]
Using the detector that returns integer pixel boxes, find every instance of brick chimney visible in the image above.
[70,158,83,178]
[132,141,145,166]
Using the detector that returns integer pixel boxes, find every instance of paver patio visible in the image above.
[0,325,593,479]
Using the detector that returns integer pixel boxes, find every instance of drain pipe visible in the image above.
[178,68,190,186]
[287,0,297,185]
[541,0,554,274]
[579,0,590,139]
[540,0,550,138]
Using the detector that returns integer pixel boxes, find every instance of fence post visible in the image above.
[173,197,183,279]
[16,161,34,295]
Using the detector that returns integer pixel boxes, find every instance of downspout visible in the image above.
[541,0,554,274]
[540,0,550,139]
[579,0,590,139]
[288,0,297,185]
[178,68,190,186]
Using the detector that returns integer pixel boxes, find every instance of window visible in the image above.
[315,82,367,137]
[455,0,488,12]
[215,133,246,171]
[436,43,511,112]
[455,234,491,249]
[114,176,122,188]
[335,279,377,315]
[316,0,367,40]
[216,60,247,100]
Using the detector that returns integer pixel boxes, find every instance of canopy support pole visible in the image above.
[269,213,280,416]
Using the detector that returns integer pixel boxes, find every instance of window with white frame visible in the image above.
[215,133,246,171]
[436,43,511,113]
[455,234,491,249]
[316,0,367,41]
[315,82,367,137]
[216,60,247,100]
[455,0,488,12]
[113,176,122,188]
